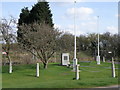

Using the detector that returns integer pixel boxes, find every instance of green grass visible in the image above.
[2,61,119,88]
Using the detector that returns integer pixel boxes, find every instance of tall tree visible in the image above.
[17,1,53,43]
[17,7,30,43]
[18,7,30,25]
[18,22,60,69]
[29,1,53,26]
[0,16,17,73]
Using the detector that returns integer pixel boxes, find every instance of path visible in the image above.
[95,85,120,88]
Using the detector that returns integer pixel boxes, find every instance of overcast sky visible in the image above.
[1,0,119,36]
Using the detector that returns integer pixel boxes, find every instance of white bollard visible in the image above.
[96,56,100,65]
[36,63,39,77]
[112,57,115,78]
[9,61,12,73]
[103,57,105,62]
[75,64,80,80]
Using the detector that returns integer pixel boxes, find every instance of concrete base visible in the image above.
[96,56,100,65]
[73,58,77,71]
[75,64,80,80]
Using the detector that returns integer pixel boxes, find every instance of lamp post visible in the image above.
[96,16,100,65]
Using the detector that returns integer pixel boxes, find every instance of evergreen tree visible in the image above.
[18,7,30,25]
[17,7,30,43]
[18,1,53,26]
[29,1,53,27]
[17,1,54,43]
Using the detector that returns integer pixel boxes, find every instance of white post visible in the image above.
[75,64,80,80]
[103,56,105,62]
[112,57,115,78]
[9,61,12,73]
[73,0,77,71]
[36,63,39,77]
[96,16,100,65]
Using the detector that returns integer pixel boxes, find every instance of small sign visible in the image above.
[61,53,70,66]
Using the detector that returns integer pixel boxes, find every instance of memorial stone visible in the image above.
[61,53,70,66]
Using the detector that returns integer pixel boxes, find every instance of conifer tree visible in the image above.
[18,7,30,25]
[17,1,54,42]
[29,1,53,27]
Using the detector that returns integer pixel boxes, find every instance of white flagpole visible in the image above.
[96,16,100,65]
[73,0,77,71]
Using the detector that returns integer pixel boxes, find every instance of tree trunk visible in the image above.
[7,54,12,73]
[43,62,48,69]
[9,61,12,73]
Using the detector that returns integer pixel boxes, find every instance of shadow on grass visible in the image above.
[26,74,36,77]
[50,63,61,66]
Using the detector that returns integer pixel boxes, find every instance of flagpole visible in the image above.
[73,0,78,72]
[96,16,100,65]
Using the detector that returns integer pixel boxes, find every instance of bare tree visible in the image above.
[0,16,17,73]
[57,33,74,52]
[18,22,61,69]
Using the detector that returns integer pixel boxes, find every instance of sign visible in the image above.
[61,53,70,66]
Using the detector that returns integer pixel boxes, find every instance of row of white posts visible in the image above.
[8,58,116,78]
[98,56,116,78]
[9,62,40,77]
[100,57,116,78]
[97,56,105,64]
[73,56,116,80]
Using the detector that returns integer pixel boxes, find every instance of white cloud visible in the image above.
[65,24,85,35]
[54,24,85,35]
[106,26,118,34]
[65,7,94,20]
[54,24,118,36]
[80,21,97,32]
[54,21,98,36]
[56,24,118,36]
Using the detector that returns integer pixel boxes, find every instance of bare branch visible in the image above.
[18,22,61,68]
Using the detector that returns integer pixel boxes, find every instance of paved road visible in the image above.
[95,85,120,88]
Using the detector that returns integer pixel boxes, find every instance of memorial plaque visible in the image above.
[61,53,70,66]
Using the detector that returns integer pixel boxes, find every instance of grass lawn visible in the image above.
[2,61,119,88]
